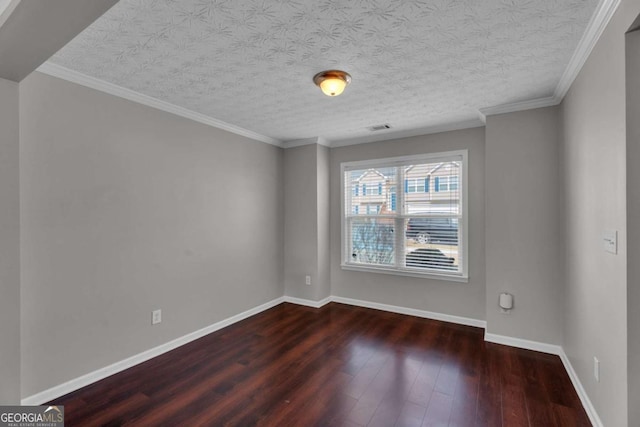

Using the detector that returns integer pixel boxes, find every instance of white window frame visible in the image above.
[340,150,469,282]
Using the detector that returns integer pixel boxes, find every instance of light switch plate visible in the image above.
[603,230,617,254]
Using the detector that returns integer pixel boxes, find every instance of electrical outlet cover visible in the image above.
[152,309,162,325]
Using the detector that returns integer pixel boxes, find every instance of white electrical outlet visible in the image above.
[305,275,311,286]
[594,357,600,382]
[152,309,162,325]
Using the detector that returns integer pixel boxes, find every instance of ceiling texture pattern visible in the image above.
[49,0,599,143]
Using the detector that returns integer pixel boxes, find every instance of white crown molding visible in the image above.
[280,137,321,149]
[327,119,485,149]
[559,350,604,427]
[35,0,619,149]
[281,137,332,149]
[0,0,19,28]
[21,296,286,405]
[476,109,487,125]
[554,0,621,100]
[478,95,560,118]
[316,137,331,147]
[281,138,316,149]
[479,0,620,119]
[331,296,487,328]
[36,62,283,148]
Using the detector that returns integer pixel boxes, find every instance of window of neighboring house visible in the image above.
[436,175,459,192]
[405,178,426,193]
[341,151,468,281]
[365,205,382,214]
[362,183,367,195]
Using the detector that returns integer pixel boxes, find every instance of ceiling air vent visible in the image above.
[368,124,392,132]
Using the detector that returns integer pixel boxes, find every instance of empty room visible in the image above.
[0,0,639,426]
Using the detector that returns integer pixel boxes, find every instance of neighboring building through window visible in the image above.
[341,151,468,280]
[405,178,426,193]
[436,175,458,192]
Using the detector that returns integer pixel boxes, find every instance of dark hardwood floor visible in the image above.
[49,302,591,426]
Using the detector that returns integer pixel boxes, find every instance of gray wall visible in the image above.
[329,128,486,321]
[485,107,563,345]
[626,28,640,427]
[0,77,20,404]
[316,144,331,301]
[283,143,331,302]
[284,144,319,300]
[560,0,640,424]
[19,72,284,398]
[0,0,118,81]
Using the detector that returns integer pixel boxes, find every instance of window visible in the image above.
[341,151,468,281]
[436,175,458,192]
[405,178,426,193]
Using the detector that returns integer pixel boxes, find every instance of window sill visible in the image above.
[341,263,469,283]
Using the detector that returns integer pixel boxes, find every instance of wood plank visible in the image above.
[46,303,590,427]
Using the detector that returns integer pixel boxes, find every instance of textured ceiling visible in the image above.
[49,0,599,143]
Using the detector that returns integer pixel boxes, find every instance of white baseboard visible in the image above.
[484,332,563,355]
[20,294,484,404]
[283,295,331,308]
[21,296,286,405]
[559,349,604,427]
[21,293,603,427]
[330,296,487,328]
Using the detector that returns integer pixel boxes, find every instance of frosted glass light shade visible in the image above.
[313,70,351,97]
[320,78,347,96]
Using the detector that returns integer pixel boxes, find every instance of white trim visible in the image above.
[478,0,620,119]
[476,110,487,125]
[20,296,286,405]
[554,0,621,100]
[328,120,484,148]
[340,264,469,282]
[0,0,20,28]
[341,150,467,170]
[31,0,619,150]
[281,138,319,149]
[282,137,331,149]
[283,295,332,308]
[20,293,602,427]
[559,349,604,427]
[479,96,560,118]
[331,296,486,328]
[484,332,562,355]
[35,62,283,147]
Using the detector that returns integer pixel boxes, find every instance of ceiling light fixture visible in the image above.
[313,70,351,97]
